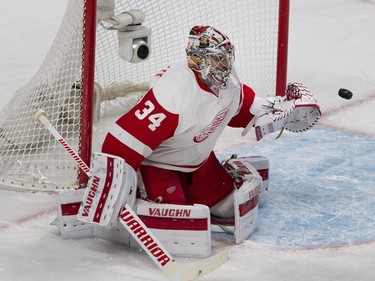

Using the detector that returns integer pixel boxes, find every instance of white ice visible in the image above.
[1,0,375,280]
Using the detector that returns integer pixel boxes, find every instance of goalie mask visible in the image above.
[186,26,235,89]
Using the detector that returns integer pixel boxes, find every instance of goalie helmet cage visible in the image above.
[0,0,289,192]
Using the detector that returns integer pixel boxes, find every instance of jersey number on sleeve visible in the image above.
[135,100,166,131]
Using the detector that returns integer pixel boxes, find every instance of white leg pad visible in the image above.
[243,156,269,205]
[134,199,212,257]
[57,188,94,239]
[77,152,137,228]
[234,176,261,244]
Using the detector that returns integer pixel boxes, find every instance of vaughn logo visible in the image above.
[81,176,100,217]
[149,207,192,217]
[193,106,231,143]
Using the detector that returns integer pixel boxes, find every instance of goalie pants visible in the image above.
[139,152,235,207]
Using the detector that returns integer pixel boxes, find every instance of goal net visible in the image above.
[0,0,289,192]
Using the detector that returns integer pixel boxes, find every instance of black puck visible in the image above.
[338,88,353,100]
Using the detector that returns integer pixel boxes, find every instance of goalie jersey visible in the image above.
[102,60,257,172]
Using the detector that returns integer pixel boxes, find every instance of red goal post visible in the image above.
[0,0,289,192]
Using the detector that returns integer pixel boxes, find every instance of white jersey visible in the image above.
[102,60,256,172]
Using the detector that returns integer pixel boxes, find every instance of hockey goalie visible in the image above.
[57,26,320,257]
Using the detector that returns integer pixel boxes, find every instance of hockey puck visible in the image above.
[338,88,353,100]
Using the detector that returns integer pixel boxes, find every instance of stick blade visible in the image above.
[167,250,230,281]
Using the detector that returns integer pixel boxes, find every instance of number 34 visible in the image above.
[135,100,166,131]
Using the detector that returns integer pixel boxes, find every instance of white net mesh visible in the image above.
[0,0,285,191]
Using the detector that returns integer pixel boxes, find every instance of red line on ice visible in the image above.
[0,206,56,231]
[322,92,375,117]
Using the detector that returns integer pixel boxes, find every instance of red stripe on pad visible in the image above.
[139,216,208,231]
[93,157,114,223]
[258,169,269,181]
[239,195,258,217]
[61,202,81,216]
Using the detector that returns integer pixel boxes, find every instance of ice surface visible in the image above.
[1,0,375,280]
[218,127,375,249]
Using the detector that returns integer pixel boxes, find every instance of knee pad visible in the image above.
[223,155,269,205]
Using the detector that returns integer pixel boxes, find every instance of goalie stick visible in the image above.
[34,109,229,281]
[34,110,90,175]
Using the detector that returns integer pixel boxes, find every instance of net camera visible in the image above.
[118,25,151,63]
[103,9,151,63]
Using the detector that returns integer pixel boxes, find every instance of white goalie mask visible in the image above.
[186,26,235,89]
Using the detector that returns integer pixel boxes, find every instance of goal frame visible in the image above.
[79,1,97,186]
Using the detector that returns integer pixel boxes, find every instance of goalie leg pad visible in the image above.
[77,152,137,228]
[211,156,264,243]
[210,174,261,244]
[233,177,260,244]
[57,188,94,239]
[86,200,212,258]
[134,199,212,257]
[225,156,265,243]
